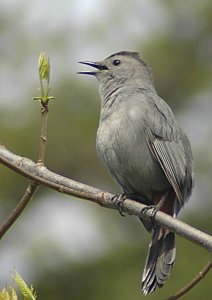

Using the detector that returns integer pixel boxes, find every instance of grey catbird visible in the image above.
[79,51,194,295]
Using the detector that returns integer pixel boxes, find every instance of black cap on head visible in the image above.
[107,51,140,59]
[106,51,148,67]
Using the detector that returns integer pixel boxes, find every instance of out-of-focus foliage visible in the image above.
[0,287,17,300]
[0,0,211,299]
[35,237,211,300]
[142,0,212,108]
[0,271,36,300]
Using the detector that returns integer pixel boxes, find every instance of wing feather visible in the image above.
[145,95,193,207]
[151,139,185,204]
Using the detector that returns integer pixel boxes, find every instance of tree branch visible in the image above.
[0,53,52,240]
[0,181,38,239]
[0,144,212,253]
[0,104,49,240]
[166,260,212,300]
[38,104,49,165]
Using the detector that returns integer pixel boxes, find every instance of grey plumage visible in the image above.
[79,51,194,295]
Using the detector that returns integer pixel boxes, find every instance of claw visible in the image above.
[141,205,160,229]
[111,193,128,217]
[141,192,168,229]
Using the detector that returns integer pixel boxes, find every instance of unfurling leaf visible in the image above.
[9,286,18,300]
[38,51,50,83]
[13,271,37,300]
[34,51,55,105]
[0,288,10,300]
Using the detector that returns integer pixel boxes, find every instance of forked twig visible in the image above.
[0,52,52,240]
[0,145,211,254]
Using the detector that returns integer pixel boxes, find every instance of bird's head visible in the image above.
[78,51,153,87]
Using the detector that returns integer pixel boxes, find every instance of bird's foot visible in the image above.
[141,205,160,229]
[141,193,167,228]
[111,193,128,217]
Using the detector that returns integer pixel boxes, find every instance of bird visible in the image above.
[78,51,194,295]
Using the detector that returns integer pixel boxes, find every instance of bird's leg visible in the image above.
[141,192,168,228]
[111,193,128,217]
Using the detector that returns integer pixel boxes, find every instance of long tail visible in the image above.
[141,226,176,295]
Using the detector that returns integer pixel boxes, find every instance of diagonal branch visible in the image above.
[166,260,212,300]
[0,144,212,253]
[0,181,38,239]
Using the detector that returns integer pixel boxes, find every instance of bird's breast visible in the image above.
[96,104,169,198]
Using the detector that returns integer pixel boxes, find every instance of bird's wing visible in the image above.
[145,95,193,208]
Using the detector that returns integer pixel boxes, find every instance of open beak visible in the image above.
[78,61,108,75]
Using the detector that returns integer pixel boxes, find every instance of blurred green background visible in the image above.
[0,0,211,299]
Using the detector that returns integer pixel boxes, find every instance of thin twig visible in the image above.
[0,182,38,239]
[38,104,48,164]
[0,144,212,253]
[165,260,212,300]
[0,103,49,240]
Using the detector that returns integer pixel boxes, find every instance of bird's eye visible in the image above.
[112,59,121,66]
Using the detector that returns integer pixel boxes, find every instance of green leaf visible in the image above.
[0,288,11,300]
[38,51,50,83]
[13,272,37,300]
[9,286,18,300]
[34,51,55,105]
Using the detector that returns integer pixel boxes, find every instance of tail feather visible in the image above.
[141,227,176,295]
